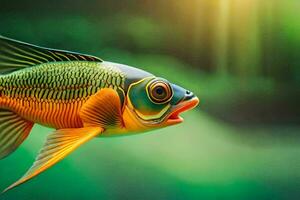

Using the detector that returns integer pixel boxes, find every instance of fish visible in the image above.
[0,35,199,193]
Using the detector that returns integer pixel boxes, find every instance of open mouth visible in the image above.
[166,97,199,125]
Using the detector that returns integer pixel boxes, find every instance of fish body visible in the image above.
[0,61,126,130]
[0,36,199,192]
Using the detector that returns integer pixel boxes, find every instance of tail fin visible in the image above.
[0,35,102,74]
[0,109,34,159]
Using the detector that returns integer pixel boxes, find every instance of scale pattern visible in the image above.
[0,61,126,128]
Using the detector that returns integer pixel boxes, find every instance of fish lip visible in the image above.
[165,97,200,125]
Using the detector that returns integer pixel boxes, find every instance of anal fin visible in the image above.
[0,109,34,159]
[2,127,102,193]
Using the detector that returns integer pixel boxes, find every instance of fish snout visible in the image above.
[165,90,199,126]
[184,90,196,101]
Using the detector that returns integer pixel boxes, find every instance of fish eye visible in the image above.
[148,80,172,104]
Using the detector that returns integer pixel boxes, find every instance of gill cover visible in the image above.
[126,77,189,124]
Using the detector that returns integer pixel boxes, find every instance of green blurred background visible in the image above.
[1,0,300,199]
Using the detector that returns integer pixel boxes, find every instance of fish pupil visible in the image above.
[155,87,164,96]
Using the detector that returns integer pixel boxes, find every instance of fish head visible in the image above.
[122,77,199,133]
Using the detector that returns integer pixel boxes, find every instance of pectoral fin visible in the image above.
[3,127,102,193]
[80,88,123,128]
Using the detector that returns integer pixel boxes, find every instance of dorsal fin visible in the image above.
[0,35,102,73]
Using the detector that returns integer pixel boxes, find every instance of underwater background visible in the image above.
[0,0,299,199]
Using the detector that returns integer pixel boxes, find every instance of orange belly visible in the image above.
[0,96,86,129]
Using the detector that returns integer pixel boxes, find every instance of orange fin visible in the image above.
[2,127,102,193]
[80,88,123,128]
[0,109,34,159]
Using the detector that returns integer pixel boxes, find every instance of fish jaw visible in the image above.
[164,97,199,126]
[121,96,200,134]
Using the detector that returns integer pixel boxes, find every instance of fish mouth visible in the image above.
[165,97,200,125]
